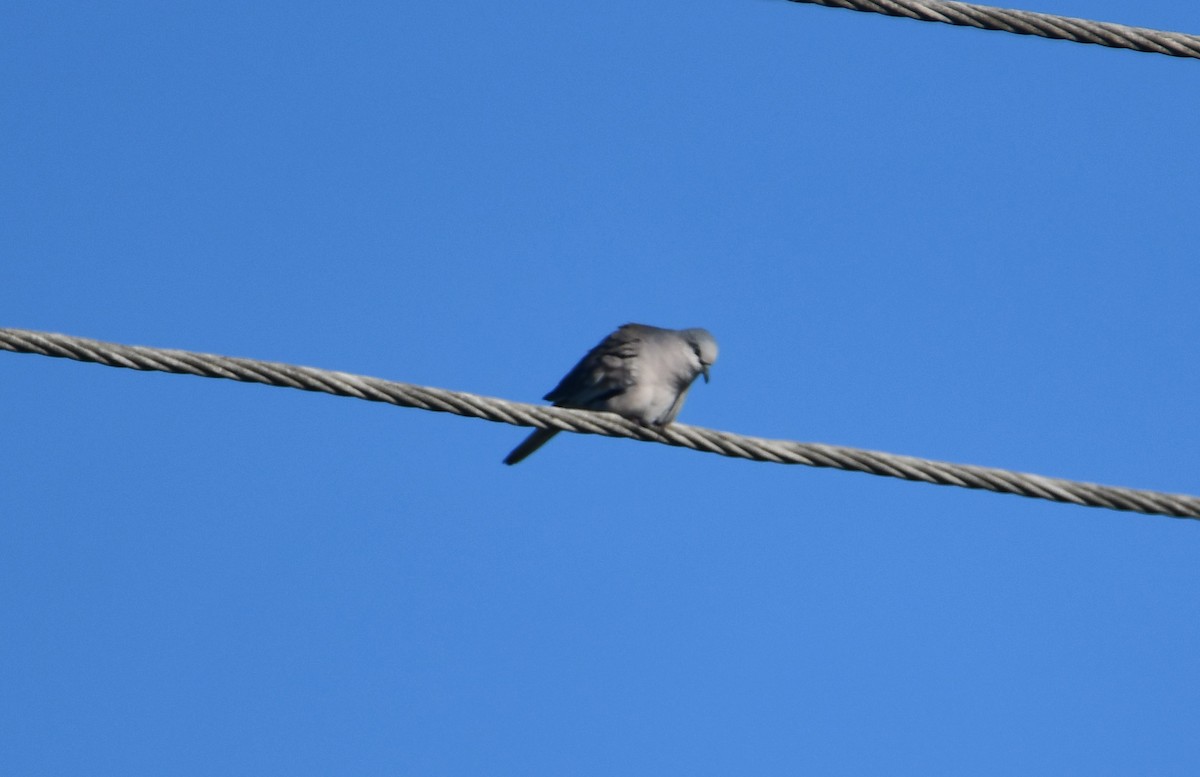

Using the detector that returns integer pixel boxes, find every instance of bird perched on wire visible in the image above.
[503,323,718,465]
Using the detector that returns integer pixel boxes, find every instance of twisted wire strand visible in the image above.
[3,327,1197,520]
[786,0,1200,59]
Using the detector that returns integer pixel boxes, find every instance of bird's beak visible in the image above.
[701,365,711,383]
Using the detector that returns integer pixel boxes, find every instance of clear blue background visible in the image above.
[3,1,1199,773]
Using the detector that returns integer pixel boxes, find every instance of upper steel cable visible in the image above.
[786,0,1200,59]
[2,327,1198,521]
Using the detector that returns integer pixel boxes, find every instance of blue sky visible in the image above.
[3,1,1199,773]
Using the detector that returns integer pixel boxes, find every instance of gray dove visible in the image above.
[503,323,718,465]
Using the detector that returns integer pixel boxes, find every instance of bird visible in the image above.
[503,323,718,465]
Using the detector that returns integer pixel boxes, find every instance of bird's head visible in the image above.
[682,328,718,383]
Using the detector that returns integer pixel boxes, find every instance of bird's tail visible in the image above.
[503,428,560,465]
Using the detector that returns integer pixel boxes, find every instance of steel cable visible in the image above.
[3,327,1197,520]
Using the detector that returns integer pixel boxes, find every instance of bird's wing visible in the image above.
[543,324,651,408]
